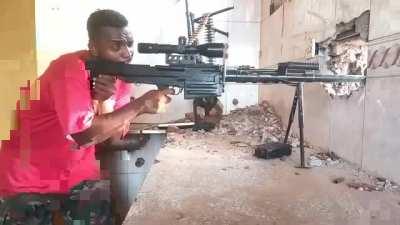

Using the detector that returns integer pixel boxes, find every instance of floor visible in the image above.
[123,130,400,225]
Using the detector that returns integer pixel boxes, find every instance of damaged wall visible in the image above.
[260,0,400,183]
[259,0,371,150]
[319,10,369,97]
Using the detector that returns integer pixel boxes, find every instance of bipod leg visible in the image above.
[284,86,299,143]
[297,83,307,168]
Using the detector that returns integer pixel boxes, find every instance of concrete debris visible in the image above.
[345,176,399,192]
[213,101,289,144]
[230,141,252,148]
[180,101,295,146]
[308,152,341,167]
[165,101,299,159]
[319,39,367,97]
[308,156,323,167]
[315,152,340,161]
[347,182,381,192]
[374,177,399,192]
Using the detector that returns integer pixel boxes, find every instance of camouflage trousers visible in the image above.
[0,180,114,225]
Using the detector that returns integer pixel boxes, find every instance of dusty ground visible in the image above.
[123,133,400,225]
[123,104,400,225]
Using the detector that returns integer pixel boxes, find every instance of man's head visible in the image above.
[87,9,133,63]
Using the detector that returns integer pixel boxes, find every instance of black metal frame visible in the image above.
[283,83,307,168]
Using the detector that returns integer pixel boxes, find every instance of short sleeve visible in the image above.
[49,57,95,135]
[114,80,133,110]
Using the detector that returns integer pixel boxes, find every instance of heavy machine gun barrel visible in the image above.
[225,69,366,83]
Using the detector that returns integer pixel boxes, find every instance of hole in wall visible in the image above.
[317,10,369,97]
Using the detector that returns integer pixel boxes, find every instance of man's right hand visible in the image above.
[134,89,174,114]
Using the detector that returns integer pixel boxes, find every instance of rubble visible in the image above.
[347,182,382,192]
[340,175,399,192]
[321,39,367,97]
[165,101,300,159]
[178,101,297,148]
[308,156,323,167]
[213,101,289,144]
[308,152,341,167]
[230,141,252,148]
[374,177,399,192]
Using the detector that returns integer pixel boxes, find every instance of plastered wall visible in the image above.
[0,0,37,140]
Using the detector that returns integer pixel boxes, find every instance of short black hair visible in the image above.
[87,9,128,40]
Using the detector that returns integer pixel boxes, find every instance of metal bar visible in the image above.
[212,27,229,37]
[193,6,234,22]
[190,12,195,35]
[193,98,200,124]
[297,83,306,168]
[284,87,299,143]
[185,0,192,39]
[225,74,366,83]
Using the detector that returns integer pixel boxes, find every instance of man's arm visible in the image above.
[70,89,172,147]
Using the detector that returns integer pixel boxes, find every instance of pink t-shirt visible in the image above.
[0,50,132,197]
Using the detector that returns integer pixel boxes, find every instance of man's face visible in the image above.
[91,26,133,63]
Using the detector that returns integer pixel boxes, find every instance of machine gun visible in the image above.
[85,36,365,168]
[86,51,365,98]
[86,0,366,168]
[86,37,365,122]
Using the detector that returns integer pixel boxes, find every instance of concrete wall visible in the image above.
[223,0,260,112]
[35,0,260,123]
[362,0,400,183]
[259,0,400,183]
[0,0,37,140]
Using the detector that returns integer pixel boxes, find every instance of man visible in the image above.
[0,9,171,225]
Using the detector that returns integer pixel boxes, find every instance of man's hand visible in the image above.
[135,89,174,114]
[92,75,116,101]
[96,134,150,153]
